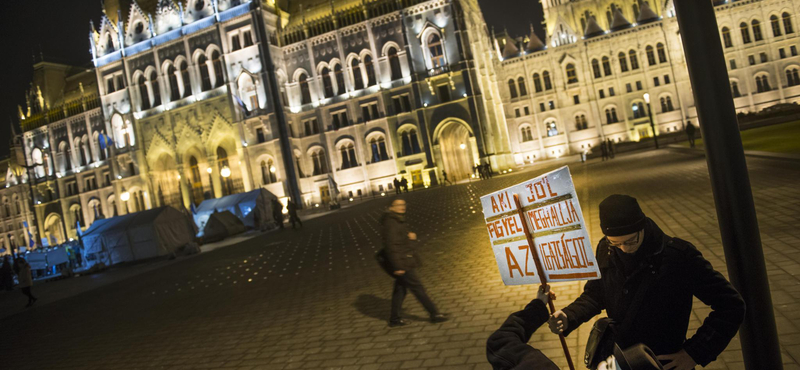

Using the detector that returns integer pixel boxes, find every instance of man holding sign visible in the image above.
[549,195,745,370]
[482,166,602,369]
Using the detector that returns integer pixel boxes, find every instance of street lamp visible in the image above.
[206,167,215,198]
[643,93,660,149]
[120,188,130,214]
[459,143,466,150]
[220,166,231,196]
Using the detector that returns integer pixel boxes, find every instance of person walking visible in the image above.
[486,284,663,370]
[381,199,448,327]
[608,138,616,159]
[548,195,745,370]
[685,122,697,148]
[272,198,284,229]
[601,140,609,161]
[442,170,453,185]
[400,177,409,193]
[393,178,401,195]
[1,255,14,291]
[287,199,302,229]
[16,257,37,308]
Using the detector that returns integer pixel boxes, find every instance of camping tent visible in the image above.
[203,211,246,242]
[194,188,277,235]
[82,206,195,266]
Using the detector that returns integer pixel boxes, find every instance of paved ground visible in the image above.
[2,149,800,370]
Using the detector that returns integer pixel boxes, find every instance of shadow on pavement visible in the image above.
[354,293,427,322]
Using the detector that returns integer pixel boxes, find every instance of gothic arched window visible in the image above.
[752,19,763,41]
[321,67,334,98]
[334,64,346,95]
[740,22,751,44]
[657,43,667,63]
[783,13,794,34]
[351,58,364,90]
[149,70,161,107]
[137,74,150,111]
[772,15,782,37]
[211,50,224,88]
[388,47,402,81]
[517,77,527,96]
[565,64,578,84]
[364,55,376,87]
[427,33,445,68]
[592,59,602,78]
[508,79,518,98]
[543,71,553,90]
[298,73,311,105]
[179,60,192,97]
[602,57,612,76]
[533,73,543,92]
[629,50,639,70]
[722,27,733,48]
[618,52,629,72]
[646,46,656,66]
[198,54,211,91]
[167,64,180,101]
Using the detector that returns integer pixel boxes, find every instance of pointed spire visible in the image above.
[526,24,545,51]
[502,37,520,60]
[584,16,605,38]
[610,8,632,31]
[637,2,659,24]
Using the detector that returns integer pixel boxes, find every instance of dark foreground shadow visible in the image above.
[354,294,426,322]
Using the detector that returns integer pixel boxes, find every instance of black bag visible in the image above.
[585,318,616,369]
[375,248,395,277]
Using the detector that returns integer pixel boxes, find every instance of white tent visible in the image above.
[82,206,195,266]
[194,188,277,235]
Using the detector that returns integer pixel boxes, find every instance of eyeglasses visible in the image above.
[607,231,641,248]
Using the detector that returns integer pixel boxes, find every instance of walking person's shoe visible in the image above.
[388,318,410,327]
[430,313,450,323]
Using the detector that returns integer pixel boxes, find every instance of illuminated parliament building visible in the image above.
[2,0,798,251]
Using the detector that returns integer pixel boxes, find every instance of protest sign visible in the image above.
[481,166,600,285]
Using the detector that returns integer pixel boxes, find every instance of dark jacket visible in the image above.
[486,299,560,370]
[561,218,745,367]
[381,212,419,271]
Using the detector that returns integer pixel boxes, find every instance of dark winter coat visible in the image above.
[381,212,420,271]
[686,123,696,136]
[486,299,560,370]
[561,218,745,367]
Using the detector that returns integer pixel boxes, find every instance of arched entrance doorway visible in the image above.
[152,153,180,208]
[437,120,478,182]
[44,213,65,246]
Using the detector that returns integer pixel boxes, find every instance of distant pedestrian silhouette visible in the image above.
[601,140,609,161]
[686,122,697,148]
[393,178,401,194]
[1,256,14,291]
[401,178,409,193]
[287,200,302,229]
[608,138,616,159]
[16,258,37,308]
[442,170,452,185]
[272,198,284,229]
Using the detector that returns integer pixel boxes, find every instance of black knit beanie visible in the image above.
[599,195,647,236]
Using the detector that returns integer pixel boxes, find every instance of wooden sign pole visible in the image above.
[513,194,576,370]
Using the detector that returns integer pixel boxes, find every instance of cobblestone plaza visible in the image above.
[1,150,800,369]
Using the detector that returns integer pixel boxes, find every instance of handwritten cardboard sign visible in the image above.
[481,166,600,285]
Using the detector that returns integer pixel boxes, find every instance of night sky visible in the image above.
[0,0,544,156]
